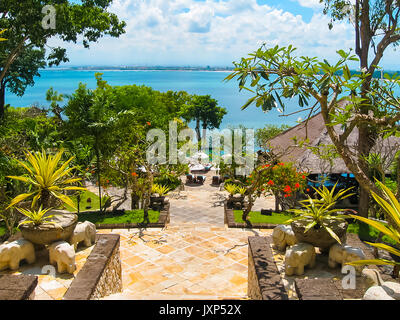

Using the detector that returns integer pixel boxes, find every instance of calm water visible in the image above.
[6,69,308,129]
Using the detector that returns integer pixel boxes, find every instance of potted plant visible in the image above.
[150,184,170,203]
[6,149,86,245]
[287,184,354,251]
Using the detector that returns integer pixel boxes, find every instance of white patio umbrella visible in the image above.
[190,151,209,163]
[190,164,206,172]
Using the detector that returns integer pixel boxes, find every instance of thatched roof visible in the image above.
[267,112,400,174]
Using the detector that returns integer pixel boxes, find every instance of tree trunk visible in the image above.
[195,118,201,142]
[95,134,102,213]
[131,192,139,209]
[0,82,5,120]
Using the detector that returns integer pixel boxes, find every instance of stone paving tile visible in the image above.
[103,172,274,300]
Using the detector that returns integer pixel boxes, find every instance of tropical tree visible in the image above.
[180,94,227,142]
[226,44,400,226]
[321,0,400,218]
[7,149,86,210]
[255,124,290,151]
[0,0,126,118]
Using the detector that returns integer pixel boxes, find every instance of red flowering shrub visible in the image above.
[249,162,308,210]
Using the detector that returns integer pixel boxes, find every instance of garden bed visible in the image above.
[77,203,170,229]
[248,233,397,300]
[224,201,290,229]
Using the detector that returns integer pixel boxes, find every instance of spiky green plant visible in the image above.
[225,184,239,196]
[346,180,400,269]
[151,184,171,197]
[236,186,247,196]
[7,149,86,210]
[16,206,57,227]
[313,183,355,207]
[287,197,348,244]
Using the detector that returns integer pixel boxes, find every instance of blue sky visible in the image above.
[54,0,399,70]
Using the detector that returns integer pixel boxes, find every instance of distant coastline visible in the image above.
[45,66,235,72]
[42,66,400,78]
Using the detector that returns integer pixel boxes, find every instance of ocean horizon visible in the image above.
[6,69,317,130]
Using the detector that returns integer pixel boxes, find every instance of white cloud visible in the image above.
[51,0,370,67]
[293,0,324,9]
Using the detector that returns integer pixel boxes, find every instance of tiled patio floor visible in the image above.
[102,172,274,300]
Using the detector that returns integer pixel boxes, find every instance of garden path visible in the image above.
[101,170,275,300]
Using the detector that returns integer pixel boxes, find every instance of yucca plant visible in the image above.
[225,184,239,196]
[16,206,57,227]
[7,149,86,211]
[346,180,400,269]
[313,183,355,207]
[236,186,247,196]
[287,197,348,244]
[151,184,171,197]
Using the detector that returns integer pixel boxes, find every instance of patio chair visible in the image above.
[212,176,220,186]
[186,174,194,184]
[197,175,206,185]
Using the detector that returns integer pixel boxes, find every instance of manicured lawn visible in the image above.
[77,209,160,225]
[233,210,294,224]
[64,190,101,212]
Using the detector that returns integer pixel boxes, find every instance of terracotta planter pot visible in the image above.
[291,218,348,251]
[20,212,78,246]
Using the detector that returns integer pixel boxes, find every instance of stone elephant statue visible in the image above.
[69,221,96,250]
[49,241,76,274]
[328,243,365,275]
[272,225,297,251]
[284,243,316,276]
[0,239,36,271]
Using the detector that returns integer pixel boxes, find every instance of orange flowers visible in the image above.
[146,121,151,126]
[131,172,138,177]
[283,185,291,193]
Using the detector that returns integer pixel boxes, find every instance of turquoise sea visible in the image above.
[6,69,309,129]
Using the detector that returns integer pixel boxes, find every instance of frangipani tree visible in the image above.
[226,44,400,228]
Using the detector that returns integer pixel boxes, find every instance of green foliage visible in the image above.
[0,1,126,117]
[255,124,290,150]
[312,182,355,207]
[151,184,171,197]
[287,185,354,244]
[7,149,86,210]
[224,184,239,195]
[16,206,55,227]
[179,94,227,140]
[347,180,400,268]
[255,162,308,199]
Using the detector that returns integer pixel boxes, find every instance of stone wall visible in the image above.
[248,236,288,300]
[90,243,122,299]
[63,234,122,300]
[0,274,38,300]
